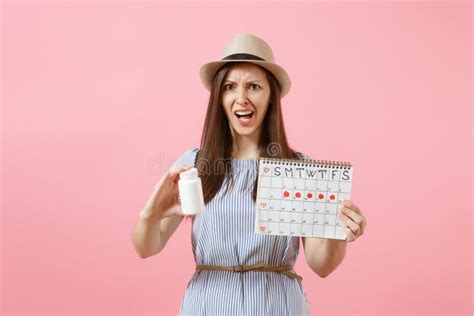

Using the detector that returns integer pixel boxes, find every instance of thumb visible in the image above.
[169,164,194,184]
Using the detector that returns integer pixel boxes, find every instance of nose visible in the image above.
[236,86,249,106]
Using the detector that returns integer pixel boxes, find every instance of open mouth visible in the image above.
[234,110,254,119]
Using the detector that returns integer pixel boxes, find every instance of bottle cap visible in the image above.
[180,167,198,180]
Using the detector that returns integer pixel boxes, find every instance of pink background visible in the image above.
[1,1,472,315]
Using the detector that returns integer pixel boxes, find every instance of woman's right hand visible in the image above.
[141,164,193,221]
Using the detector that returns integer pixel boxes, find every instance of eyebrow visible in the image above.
[225,80,263,84]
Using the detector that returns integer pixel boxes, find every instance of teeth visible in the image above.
[235,111,253,115]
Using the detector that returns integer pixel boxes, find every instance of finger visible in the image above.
[339,205,364,227]
[342,199,361,214]
[154,164,192,189]
[338,211,361,237]
[344,226,356,242]
[169,164,193,175]
[344,206,367,235]
[168,164,193,184]
[149,175,176,208]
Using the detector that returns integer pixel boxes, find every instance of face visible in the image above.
[221,63,271,138]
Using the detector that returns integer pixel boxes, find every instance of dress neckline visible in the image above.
[230,157,259,170]
[231,158,258,161]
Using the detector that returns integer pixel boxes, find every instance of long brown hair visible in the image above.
[196,62,299,204]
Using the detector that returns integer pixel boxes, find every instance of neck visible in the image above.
[230,130,261,160]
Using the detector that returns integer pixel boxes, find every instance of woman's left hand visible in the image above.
[337,199,367,242]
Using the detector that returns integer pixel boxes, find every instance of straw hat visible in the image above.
[199,33,292,98]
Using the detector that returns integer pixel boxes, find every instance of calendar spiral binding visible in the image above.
[259,157,352,169]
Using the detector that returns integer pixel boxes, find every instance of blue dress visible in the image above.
[172,147,311,315]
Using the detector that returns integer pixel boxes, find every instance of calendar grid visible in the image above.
[255,157,353,240]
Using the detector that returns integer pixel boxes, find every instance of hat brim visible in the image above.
[199,60,291,98]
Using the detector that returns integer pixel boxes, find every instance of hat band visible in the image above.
[222,53,265,61]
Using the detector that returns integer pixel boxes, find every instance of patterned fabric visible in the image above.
[171,147,312,315]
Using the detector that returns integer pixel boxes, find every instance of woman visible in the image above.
[132,33,367,315]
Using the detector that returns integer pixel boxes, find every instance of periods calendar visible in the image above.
[254,157,353,240]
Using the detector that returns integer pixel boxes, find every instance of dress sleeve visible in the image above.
[170,147,200,169]
[294,150,312,161]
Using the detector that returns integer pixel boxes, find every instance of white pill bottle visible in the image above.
[178,167,205,215]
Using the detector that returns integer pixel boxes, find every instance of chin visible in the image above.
[231,125,257,136]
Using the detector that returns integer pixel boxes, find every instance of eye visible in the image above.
[223,83,261,90]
